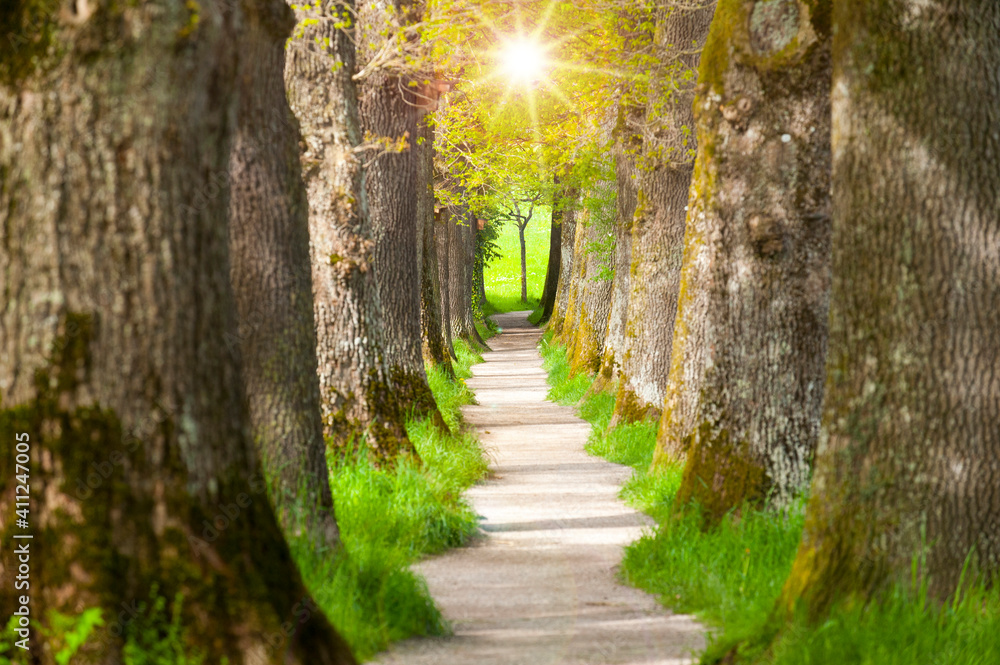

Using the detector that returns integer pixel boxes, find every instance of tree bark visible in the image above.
[613,0,716,425]
[518,224,529,303]
[466,209,491,348]
[228,0,340,548]
[285,0,416,463]
[448,207,489,350]
[548,186,579,337]
[568,185,616,377]
[557,197,592,356]
[539,176,564,324]
[417,118,453,375]
[653,0,833,525]
[780,0,1000,614]
[436,206,458,359]
[0,2,354,662]
[592,100,641,394]
[357,0,446,429]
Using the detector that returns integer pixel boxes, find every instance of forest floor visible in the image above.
[374,311,704,665]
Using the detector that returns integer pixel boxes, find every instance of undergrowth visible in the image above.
[538,332,1000,665]
[294,338,489,661]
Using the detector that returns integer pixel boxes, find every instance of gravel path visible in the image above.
[374,311,704,665]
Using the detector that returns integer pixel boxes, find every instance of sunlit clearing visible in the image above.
[501,37,548,85]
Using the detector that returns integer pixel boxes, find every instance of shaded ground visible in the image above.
[375,311,704,664]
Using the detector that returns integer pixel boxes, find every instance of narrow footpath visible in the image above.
[375,311,704,665]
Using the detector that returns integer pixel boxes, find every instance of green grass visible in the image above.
[483,211,551,313]
[759,583,1000,665]
[294,340,489,661]
[537,332,1000,665]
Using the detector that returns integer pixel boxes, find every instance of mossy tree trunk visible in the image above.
[653,0,833,525]
[285,0,416,463]
[557,198,593,357]
[228,0,340,548]
[592,5,653,396]
[613,0,716,426]
[0,1,354,662]
[465,208,491,349]
[417,118,454,375]
[592,100,642,394]
[780,0,1000,615]
[548,186,579,338]
[357,0,446,430]
[435,206,458,360]
[568,186,616,377]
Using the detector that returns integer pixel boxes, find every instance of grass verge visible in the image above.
[538,332,1000,665]
[295,339,488,661]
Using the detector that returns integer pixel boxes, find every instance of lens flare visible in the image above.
[501,38,547,85]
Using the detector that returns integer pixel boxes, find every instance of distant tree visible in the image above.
[0,1,353,660]
[539,175,566,323]
[653,0,833,526]
[780,0,1000,615]
[496,192,544,303]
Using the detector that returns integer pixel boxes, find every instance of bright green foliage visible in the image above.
[48,609,104,665]
[424,0,655,219]
[474,223,503,319]
[293,344,488,661]
[121,591,204,665]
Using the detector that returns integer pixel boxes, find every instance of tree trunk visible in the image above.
[447,206,490,350]
[417,119,453,375]
[228,0,340,548]
[519,225,529,303]
[466,210,491,349]
[448,208,479,348]
[539,177,564,324]
[653,0,833,526]
[357,0,446,429]
[613,0,715,425]
[780,0,1000,615]
[548,186,579,337]
[436,206,458,359]
[557,198,592,355]
[591,100,641,395]
[0,2,354,662]
[285,0,416,463]
[568,186,616,377]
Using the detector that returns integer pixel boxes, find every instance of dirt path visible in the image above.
[374,311,704,665]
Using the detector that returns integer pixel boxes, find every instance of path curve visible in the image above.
[375,311,704,665]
